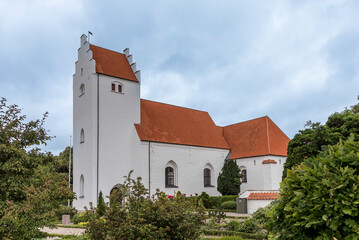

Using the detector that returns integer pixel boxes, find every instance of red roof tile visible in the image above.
[247,192,279,200]
[223,116,289,159]
[135,99,230,149]
[90,45,138,82]
[262,159,278,164]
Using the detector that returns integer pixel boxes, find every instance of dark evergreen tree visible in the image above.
[217,159,241,195]
[97,191,106,217]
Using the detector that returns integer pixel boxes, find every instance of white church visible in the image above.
[73,34,290,213]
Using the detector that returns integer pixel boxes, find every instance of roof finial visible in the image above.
[88,31,93,43]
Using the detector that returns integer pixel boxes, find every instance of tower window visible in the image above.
[79,175,84,197]
[111,81,124,93]
[81,68,83,76]
[80,84,85,96]
[80,129,85,143]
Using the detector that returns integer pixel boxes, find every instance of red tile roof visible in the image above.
[247,192,279,200]
[135,99,230,149]
[90,45,138,82]
[223,116,289,159]
[262,159,278,164]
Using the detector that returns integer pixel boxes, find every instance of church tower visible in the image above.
[73,34,141,209]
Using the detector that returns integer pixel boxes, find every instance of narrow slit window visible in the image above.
[111,83,115,91]
[118,85,122,93]
[80,129,85,143]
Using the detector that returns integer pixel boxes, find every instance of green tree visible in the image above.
[283,98,359,178]
[0,97,74,239]
[97,190,105,217]
[269,135,359,239]
[217,159,241,195]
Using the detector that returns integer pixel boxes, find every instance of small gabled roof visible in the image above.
[90,45,138,82]
[223,116,289,159]
[247,192,279,200]
[135,99,230,149]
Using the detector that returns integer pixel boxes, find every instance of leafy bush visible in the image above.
[86,171,206,239]
[198,192,213,208]
[221,195,237,202]
[269,135,359,239]
[55,206,77,220]
[226,220,241,231]
[221,200,237,210]
[208,208,226,223]
[73,211,93,224]
[251,201,276,226]
[237,218,260,233]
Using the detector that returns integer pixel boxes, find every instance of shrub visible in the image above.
[269,135,359,239]
[251,201,276,226]
[237,218,259,233]
[217,159,241,195]
[221,195,237,203]
[73,211,93,224]
[96,191,105,217]
[226,220,241,231]
[86,171,206,239]
[55,206,77,220]
[198,192,212,209]
[221,200,237,210]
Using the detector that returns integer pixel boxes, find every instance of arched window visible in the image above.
[204,168,211,187]
[80,84,85,96]
[240,166,247,183]
[79,175,84,198]
[165,161,178,188]
[111,81,123,93]
[204,163,214,187]
[80,129,85,143]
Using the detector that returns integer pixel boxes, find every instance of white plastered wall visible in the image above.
[247,199,274,214]
[73,35,98,210]
[235,155,286,193]
[144,142,230,196]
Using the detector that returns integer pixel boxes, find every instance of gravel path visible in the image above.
[41,226,85,235]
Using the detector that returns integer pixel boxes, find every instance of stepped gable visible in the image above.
[90,45,138,82]
[135,99,230,149]
[223,116,289,159]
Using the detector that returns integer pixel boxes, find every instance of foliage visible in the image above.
[55,205,77,220]
[73,210,93,224]
[208,208,226,223]
[217,159,242,195]
[86,171,206,240]
[283,98,359,178]
[198,192,212,208]
[97,191,105,217]
[237,218,260,233]
[0,97,74,239]
[226,220,242,231]
[269,135,359,239]
[202,229,266,239]
[251,201,276,226]
[221,200,237,210]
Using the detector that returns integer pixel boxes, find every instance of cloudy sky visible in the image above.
[1,0,358,154]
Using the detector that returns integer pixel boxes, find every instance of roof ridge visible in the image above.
[222,116,268,128]
[90,44,126,56]
[141,99,209,114]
